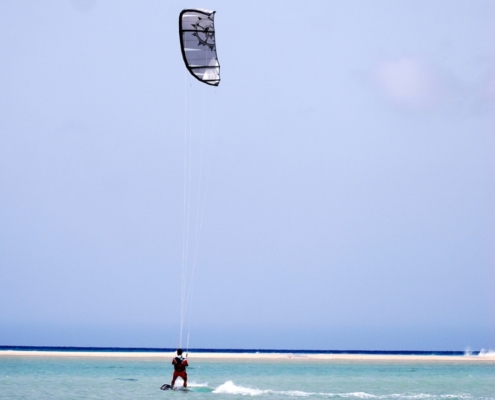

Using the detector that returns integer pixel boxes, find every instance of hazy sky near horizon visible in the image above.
[1,0,494,351]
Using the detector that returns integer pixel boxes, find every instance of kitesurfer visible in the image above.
[171,348,188,388]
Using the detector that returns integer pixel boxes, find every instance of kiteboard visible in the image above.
[160,384,190,392]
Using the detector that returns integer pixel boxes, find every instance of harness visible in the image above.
[173,356,187,372]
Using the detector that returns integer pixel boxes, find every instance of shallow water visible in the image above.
[1,356,494,399]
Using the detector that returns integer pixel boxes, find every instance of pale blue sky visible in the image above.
[1,0,494,350]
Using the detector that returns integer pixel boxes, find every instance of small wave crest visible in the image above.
[213,381,309,396]
[213,381,267,396]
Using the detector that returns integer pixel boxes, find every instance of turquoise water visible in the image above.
[1,355,494,399]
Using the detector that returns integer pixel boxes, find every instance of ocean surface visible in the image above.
[1,349,494,400]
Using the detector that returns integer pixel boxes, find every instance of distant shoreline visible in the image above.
[0,346,485,355]
[1,347,494,362]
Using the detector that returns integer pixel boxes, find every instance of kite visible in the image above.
[179,9,220,86]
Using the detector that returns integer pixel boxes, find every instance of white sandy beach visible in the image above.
[1,350,494,362]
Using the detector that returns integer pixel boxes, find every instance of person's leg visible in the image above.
[183,373,187,388]
[171,372,178,387]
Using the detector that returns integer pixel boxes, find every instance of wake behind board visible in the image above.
[160,384,190,392]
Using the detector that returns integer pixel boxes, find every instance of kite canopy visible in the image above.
[179,9,220,86]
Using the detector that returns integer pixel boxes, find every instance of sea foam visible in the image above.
[212,381,476,399]
[213,381,266,396]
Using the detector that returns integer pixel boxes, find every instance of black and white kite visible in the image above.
[179,9,220,86]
